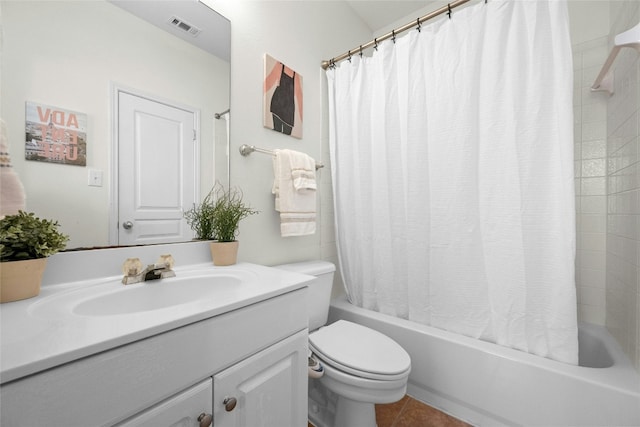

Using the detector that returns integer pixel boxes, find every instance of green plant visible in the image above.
[0,211,69,262]
[184,183,258,242]
[211,185,259,242]
[183,191,217,240]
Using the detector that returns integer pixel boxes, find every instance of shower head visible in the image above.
[614,22,640,51]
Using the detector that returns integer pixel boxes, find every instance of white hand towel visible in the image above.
[289,150,316,191]
[272,149,316,237]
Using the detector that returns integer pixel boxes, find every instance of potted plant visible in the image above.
[184,183,258,266]
[0,211,69,303]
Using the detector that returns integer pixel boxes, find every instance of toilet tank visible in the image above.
[274,261,336,331]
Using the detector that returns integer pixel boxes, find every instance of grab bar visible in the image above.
[239,144,324,170]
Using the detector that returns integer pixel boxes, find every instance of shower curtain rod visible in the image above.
[321,0,473,69]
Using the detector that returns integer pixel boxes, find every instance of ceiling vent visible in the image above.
[167,16,201,37]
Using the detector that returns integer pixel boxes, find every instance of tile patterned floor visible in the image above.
[308,395,471,427]
[375,395,471,427]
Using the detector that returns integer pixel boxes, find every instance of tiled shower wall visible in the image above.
[573,0,640,371]
[606,0,640,371]
[573,37,609,325]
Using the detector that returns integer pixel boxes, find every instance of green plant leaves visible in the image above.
[0,211,69,261]
[183,190,217,240]
[184,183,258,242]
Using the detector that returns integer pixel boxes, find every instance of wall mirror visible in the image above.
[1,0,230,250]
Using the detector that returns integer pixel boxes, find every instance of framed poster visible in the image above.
[25,101,87,166]
[263,54,303,139]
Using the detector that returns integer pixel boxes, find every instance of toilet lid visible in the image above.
[309,320,411,380]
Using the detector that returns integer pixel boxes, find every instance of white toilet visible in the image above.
[275,261,411,427]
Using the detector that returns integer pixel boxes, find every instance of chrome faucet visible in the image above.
[121,255,176,285]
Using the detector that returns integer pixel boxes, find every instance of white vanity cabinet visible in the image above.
[213,331,307,427]
[117,331,308,427]
[116,378,213,427]
[0,288,308,426]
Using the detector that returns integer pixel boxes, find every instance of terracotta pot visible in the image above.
[209,241,239,266]
[0,258,48,303]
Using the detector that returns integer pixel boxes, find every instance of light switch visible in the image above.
[88,169,103,187]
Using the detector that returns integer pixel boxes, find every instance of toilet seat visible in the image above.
[309,320,411,381]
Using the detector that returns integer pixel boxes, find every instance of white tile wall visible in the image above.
[606,0,640,371]
[573,36,609,325]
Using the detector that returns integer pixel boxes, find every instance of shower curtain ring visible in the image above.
[416,18,422,32]
[347,50,352,62]
[392,30,396,43]
[447,3,452,19]
[359,45,363,57]
[374,38,378,51]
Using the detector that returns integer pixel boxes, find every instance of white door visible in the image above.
[213,331,308,427]
[117,91,198,245]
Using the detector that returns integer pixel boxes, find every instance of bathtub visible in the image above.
[329,296,640,426]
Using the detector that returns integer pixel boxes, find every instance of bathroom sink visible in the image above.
[29,269,258,318]
[73,275,242,316]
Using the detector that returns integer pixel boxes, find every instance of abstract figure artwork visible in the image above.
[264,54,303,139]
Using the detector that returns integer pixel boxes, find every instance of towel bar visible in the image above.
[239,144,324,170]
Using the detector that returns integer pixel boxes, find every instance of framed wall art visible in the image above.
[263,54,303,139]
[25,101,87,166]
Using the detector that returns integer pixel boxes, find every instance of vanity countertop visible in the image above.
[0,262,311,384]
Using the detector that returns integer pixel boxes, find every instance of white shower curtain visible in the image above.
[327,0,578,364]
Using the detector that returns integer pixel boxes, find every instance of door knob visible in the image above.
[223,397,237,412]
[122,221,133,230]
[197,412,213,427]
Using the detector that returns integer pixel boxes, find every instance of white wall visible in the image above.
[570,0,611,326]
[569,0,640,371]
[1,1,229,248]
[568,1,610,45]
[573,36,609,325]
[207,1,370,273]
[605,0,640,371]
